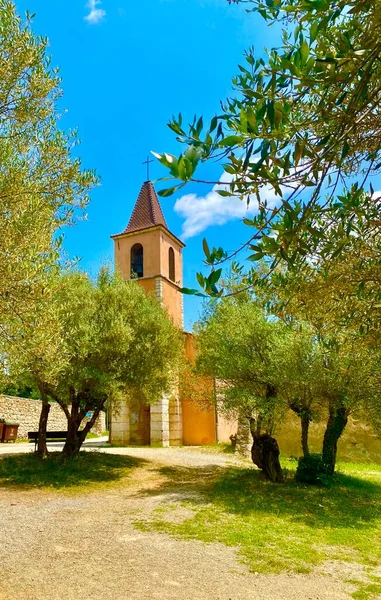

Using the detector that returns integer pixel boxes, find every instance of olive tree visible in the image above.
[0,2,96,338]
[4,269,183,457]
[195,298,286,481]
[195,289,381,477]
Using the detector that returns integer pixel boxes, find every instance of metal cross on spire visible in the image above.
[142,155,154,181]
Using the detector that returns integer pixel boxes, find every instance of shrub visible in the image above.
[295,454,332,486]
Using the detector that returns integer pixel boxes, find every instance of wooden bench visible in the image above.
[28,431,68,452]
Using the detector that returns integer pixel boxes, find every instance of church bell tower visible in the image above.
[110,180,185,447]
[111,180,185,328]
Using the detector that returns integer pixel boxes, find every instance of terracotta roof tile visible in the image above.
[124,181,167,234]
[111,181,185,248]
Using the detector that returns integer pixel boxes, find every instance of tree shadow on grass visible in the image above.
[0,451,145,490]
[137,463,381,530]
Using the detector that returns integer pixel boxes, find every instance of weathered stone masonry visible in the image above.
[0,395,106,440]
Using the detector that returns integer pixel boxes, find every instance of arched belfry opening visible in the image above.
[131,243,143,278]
[169,247,175,282]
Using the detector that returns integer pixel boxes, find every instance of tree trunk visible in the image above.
[249,418,284,483]
[251,434,284,482]
[62,402,105,457]
[36,399,50,458]
[301,415,310,458]
[322,405,349,474]
[289,402,311,459]
[62,416,82,457]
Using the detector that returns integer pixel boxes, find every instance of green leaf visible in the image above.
[196,272,205,288]
[341,141,350,160]
[158,187,176,197]
[209,116,218,133]
[223,164,236,175]
[209,268,222,286]
[267,100,275,128]
[310,21,319,43]
[220,135,244,147]
[300,40,309,64]
[294,140,303,166]
[180,287,206,297]
[202,238,211,260]
[240,108,248,132]
[317,135,331,147]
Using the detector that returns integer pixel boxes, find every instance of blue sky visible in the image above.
[14,0,280,329]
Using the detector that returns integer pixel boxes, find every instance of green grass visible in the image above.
[0,451,143,492]
[135,459,381,577]
[84,430,109,439]
[352,581,381,599]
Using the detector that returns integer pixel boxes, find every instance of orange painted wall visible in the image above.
[162,279,183,327]
[159,230,183,286]
[181,332,217,446]
[114,227,183,284]
[114,226,184,326]
[137,278,156,296]
[114,228,162,279]
[181,399,217,446]
[184,330,199,361]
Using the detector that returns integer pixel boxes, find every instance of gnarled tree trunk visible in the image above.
[249,417,284,483]
[62,398,105,457]
[62,415,83,457]
[322,405,349,474]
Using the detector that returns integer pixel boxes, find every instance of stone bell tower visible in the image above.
[109,180,185,446]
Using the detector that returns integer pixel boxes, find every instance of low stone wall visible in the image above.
[0,395,106,440]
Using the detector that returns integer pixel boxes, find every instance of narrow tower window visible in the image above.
[169,247,175,282]
[131,243,144,278]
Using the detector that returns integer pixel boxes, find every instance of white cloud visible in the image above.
[84,0,106,24]
[174,174,280,239]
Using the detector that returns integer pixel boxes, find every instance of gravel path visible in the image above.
[0,445,356,600]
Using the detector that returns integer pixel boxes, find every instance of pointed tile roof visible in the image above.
[124,180,167,234]
[111,180,185,247]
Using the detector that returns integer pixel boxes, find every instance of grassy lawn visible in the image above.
[0,451,142,492]
[135,459,381,580]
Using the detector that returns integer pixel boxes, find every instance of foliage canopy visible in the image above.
[3,269,183,454]
[0,1,96,337]
[154,0,381,300]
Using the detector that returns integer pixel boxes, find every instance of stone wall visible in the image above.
[0,395,106,440]
[276,412,381,464]
[221,412,381,464]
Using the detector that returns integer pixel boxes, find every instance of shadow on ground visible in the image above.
[0,451,145,490]
[136,463,381,530]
